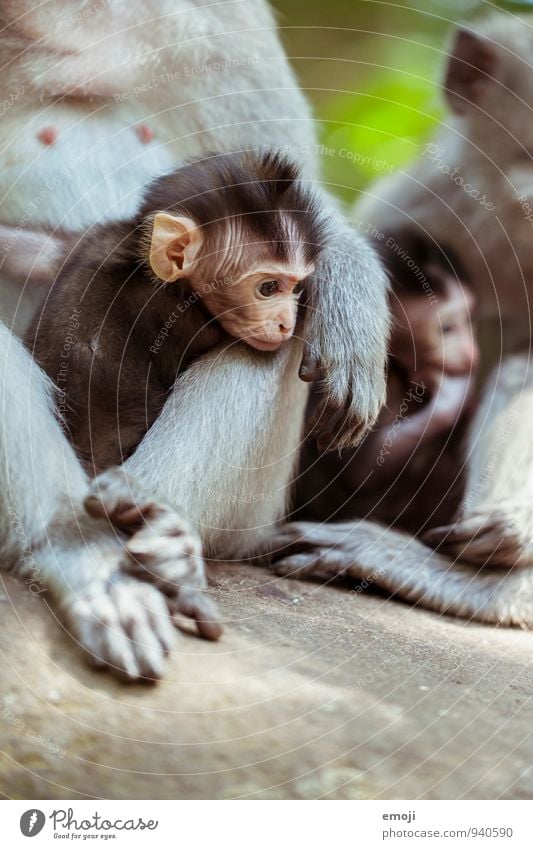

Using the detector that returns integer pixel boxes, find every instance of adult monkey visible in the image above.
[0,0,388,678]
[271,12,533,627]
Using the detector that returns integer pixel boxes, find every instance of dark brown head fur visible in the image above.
[374,228,469,298]
[138,150,326,278]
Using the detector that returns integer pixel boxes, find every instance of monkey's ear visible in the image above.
[149,212,203,282]
[444,28,498,114]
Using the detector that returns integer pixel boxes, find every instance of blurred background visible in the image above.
[272,0,533,202]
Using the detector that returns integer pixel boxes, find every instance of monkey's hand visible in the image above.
[85,468,223,641]
[425,502,533,569]
[420,373,476,432]
[299,229,389,452]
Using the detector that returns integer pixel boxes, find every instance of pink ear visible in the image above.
[149,213,203,282]
[444,28,498,114]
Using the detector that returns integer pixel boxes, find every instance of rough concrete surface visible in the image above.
[0,563,532,800]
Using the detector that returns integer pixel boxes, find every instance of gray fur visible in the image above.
[0,0,389,677]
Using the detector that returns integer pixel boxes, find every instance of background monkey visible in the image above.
[295,229,478,535]
[269,11,533,628]
[352,11,533,568]
[27,151,324,472]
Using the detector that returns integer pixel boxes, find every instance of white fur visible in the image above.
[0,0,389,675]
[126,340,308,559]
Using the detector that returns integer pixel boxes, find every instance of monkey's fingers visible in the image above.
[316,393,366,454]
[266,521,340,561]
[86,467,220,634]
[424,511,508,548]
[307,387,369,453]
[424,509,531,569]
[124,521,223,640]
[272,550,327,578]
[84,466,159,529]
[306,363,383,452]
[299,343,322,382]
[69,576,176,682]
[168,589,223,641]
[273,543,360,581]
[426,522,476,548]
[305,394,344,444]
[334,372,386,450]
[270,533,326,558]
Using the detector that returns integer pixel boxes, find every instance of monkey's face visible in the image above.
[392,282,478,377]
[148,211,316,350]
[199,265,311,351]
[434,286,479,375]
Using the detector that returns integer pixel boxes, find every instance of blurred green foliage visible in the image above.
[274,0,533,202]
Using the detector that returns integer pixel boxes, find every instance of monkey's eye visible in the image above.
[293,281,305,295]
[257,280,280,298]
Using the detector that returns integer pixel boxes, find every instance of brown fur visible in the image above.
[295,231,477,535]
[25,151,324,473]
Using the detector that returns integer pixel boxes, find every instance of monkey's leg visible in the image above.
[125,340,309,561]
[267,519,533,626]
[0,322,215,679]
[425,354,533,568]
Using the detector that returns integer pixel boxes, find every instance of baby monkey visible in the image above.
[296,229,479,534]
[27,151,324,472]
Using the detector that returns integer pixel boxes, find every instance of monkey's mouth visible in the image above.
[245,337,285,352]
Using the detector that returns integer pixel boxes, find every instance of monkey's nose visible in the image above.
[279,323,292,334]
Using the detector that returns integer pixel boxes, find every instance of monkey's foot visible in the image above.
[266,522,357,579]
[84,467,222,640]
[65,572,176,680]
[424,503,533,568]
[32,506,180,681]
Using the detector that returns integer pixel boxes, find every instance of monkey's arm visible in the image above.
[63,343,167,473]
[267,518,533,627]
[0,225,65,284]
[26,290,165,472]
[350,373,474,486]
[300,224,389,452]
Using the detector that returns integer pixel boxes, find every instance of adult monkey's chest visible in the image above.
[0,102,174,232]
[0,0,297,233]
[0,0,295,333]
[0,98,175,333]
